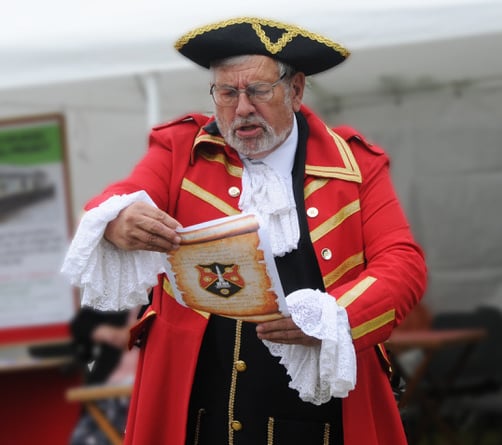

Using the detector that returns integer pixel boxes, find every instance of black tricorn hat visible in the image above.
[174,17,350,76]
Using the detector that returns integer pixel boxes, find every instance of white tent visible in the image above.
[2,0,502,314]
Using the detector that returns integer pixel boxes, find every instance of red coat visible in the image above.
[86,105,427,444]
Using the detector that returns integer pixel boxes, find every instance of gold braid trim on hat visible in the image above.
[174,17,350,57]
[251,23,296,54]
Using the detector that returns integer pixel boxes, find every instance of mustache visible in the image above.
[231,116,268,131]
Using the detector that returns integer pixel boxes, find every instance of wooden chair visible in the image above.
[66,382,133,445]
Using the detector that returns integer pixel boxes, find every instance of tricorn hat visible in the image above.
[174,17,350,76]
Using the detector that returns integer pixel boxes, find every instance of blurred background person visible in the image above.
[69,306,139,445]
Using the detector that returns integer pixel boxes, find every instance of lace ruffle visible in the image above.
[263,288,357,405]
[61,191,164,311]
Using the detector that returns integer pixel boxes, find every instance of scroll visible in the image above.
[163,213,288,322]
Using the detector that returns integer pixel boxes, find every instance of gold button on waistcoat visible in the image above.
[228,186,241,198]
[234,360,247,372]
[306,207,319,218]
[230,420,243,431]
[321,248,332,260]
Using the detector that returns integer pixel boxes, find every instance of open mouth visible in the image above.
[235,122,263,138]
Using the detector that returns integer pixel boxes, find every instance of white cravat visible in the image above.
[239,158,299,257]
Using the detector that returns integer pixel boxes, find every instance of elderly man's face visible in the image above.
[213,55,305,159]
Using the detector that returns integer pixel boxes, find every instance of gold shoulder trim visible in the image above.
[175,17,350,57]
[198,151,243,178]
[351,309,395,340]
[181,178,240,216]
[323,252,365,289]
[336,276,377,308]
[310,199,360,243]
[305,127,362,183]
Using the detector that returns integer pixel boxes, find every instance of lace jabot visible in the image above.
[239,158,299,257]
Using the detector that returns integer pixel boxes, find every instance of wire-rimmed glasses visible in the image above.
[210,73,286,107]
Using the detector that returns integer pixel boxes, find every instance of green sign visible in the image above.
[0,122,62,164]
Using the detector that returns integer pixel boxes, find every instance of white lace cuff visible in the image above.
[263,288,357,405]
[60,190,165,311]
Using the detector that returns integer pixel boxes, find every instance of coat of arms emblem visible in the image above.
[196,263,245,297]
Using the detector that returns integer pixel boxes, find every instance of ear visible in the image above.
[290,72,305,112]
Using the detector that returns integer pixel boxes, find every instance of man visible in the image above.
[62,17,427,445]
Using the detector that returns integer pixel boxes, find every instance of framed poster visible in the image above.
[0,113,76,344]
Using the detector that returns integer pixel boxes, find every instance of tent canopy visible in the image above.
[3,0,502,98]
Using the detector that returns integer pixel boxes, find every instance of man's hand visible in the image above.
[256,316,320,346]
[104,201,182,252]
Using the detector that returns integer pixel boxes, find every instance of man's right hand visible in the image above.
[104,201,182,253]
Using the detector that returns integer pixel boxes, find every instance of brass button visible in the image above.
[234,360,247,372]
[306,207,319,218]
[321,248,332,260]
[228,186,241,198]
[230,420,242,431]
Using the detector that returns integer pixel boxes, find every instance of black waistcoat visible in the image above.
[185,113,343,445]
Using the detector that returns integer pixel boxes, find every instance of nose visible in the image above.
[235,91,256,116]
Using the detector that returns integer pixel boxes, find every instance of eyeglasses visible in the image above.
[210,73,286,107]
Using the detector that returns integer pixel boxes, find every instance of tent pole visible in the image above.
[139,73,161,129]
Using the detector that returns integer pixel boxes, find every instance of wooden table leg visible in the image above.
[84,401,124,445]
